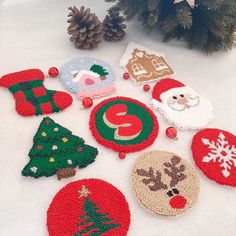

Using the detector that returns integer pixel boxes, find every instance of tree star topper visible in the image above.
[78,185,91,198]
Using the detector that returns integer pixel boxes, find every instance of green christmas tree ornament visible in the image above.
[106,0,236,54]
[22,117,98,180]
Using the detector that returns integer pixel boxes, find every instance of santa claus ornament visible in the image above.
[192,128,236,187]
[47,179,131,236]
[132,151,199,216]
[89,96,159,158]
[60,57,116,99]
[0,69,73,116]
[151,78,213,130]
[119,42,175,84]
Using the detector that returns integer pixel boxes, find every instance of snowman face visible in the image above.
[132,151,199,216]
[167,93,200,111]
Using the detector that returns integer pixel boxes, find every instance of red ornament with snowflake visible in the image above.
[192,128,236,187]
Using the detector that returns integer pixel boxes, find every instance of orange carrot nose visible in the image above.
[169,195,187,209]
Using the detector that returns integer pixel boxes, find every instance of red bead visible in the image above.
[143,84,150,92]
[82,97,93,109]
[77,147,83,153]
[48,67,59,78]
[119,152,126,159]
[166,127,178,139]
[123,72,130,80]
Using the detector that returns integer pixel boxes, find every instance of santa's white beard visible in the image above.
[168,97,200,111]
[152,98,213,130]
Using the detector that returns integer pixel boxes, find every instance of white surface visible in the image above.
[0,1,236,236]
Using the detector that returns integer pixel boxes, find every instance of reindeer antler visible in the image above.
[136,167,168,191]
[163,156,187,187]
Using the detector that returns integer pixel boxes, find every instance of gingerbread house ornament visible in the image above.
[120,42,175,84]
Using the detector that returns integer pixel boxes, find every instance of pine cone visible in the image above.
[67,6,103,49]
[103,7,126,42]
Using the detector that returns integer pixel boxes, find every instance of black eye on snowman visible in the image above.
[173,96,177,100]
[180,94,184,98]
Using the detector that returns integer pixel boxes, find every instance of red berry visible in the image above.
[166,127,178,139]
[123,72,130,80]
[48,67,59,78]
[81,97,93,109]
[143,84,150,92]
[119,152,126,159]
[77,147,83,153]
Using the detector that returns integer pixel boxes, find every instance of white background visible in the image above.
[0,0,236,235]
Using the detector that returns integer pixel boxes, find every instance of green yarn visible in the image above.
[22,117,98,178]
[95,99,154,145]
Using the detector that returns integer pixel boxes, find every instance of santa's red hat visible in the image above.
[152,78,191,102]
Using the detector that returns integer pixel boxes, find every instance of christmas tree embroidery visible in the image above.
[90,64,109,80]
[22,117,98,180]
[74,185,120,236]
[202,132,236,178]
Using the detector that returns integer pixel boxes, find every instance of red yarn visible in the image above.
[89,96,159,154]
[152,78,184,102]
[192,128,236,187]
[47,179,130,236]
[53,91,73,111]
[0,69,44,88]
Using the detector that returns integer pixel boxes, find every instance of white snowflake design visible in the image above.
[202,132,236,178]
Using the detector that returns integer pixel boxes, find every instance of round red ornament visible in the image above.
[47,179,131,236]
[166,127,178,139]
[123,72,130,80]
[119,152,126,159]
[81,97,93,109]
[192,128,236,187]
[48,67,59,78]
[143,84,150,92]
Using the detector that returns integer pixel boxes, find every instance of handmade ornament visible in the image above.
[47,179,130,236]
[192,128,236,187]
[67,6,103,49]
[90,96,159,157]
[60,57,116,99]
[103,6,126,42]
[22,117,98,179]
[119,42,174,84]
[151,78,213,130]
[132,151,199,216]
[0,69,72,116]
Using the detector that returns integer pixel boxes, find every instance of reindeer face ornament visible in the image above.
[132,151,199,216]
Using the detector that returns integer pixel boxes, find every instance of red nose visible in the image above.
[169,195,187,209]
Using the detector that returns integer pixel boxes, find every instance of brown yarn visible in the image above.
[56,167,76,180]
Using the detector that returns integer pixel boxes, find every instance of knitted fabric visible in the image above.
[22,117,98,179]
[89,96,159,156]
[0,69,72,116]
[47,179,130,236]
[132,151,199,217]
[192,128,236,187]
